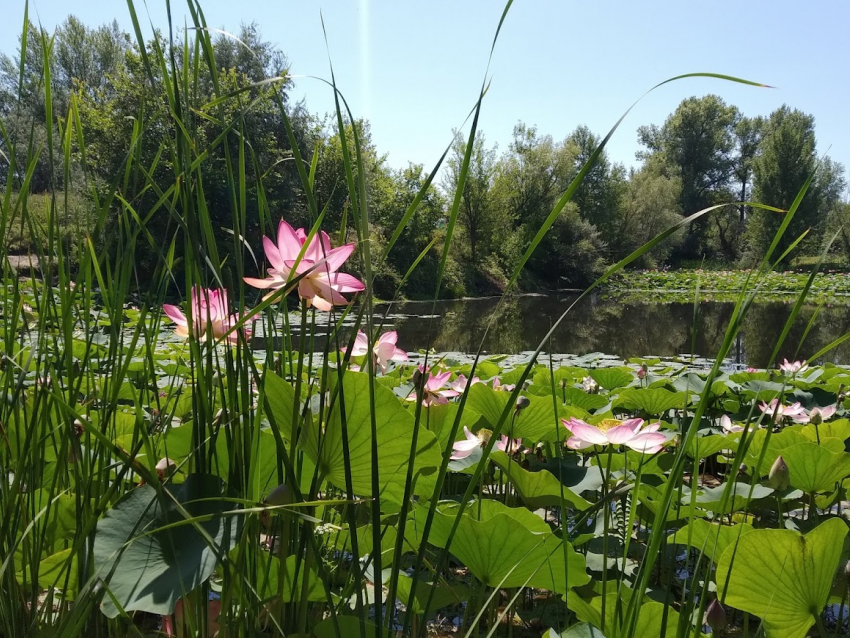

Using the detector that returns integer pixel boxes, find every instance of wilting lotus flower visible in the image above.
[778,359,808,375]
[346,330,408,373]
[562,417,667,454]
[759,399,808,424]
[451,374,481,393]
[409,370,460,407]
[244,219,364,310]
[496,435,524,455]
[720,415,744,434]
[163,287,248,343]
[450,426,481,460]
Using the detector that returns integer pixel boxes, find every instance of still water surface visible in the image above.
[349,293,850,367]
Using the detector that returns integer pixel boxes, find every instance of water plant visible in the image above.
[1,1,849,637]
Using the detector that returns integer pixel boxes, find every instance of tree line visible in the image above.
[1,16,846,299]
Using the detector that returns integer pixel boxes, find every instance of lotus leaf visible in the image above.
[416,503,588,593]
[780,442,850,493]
[302,371,442,504]
[716,517,848,638]
[93,474,239,617]
[668,519,754,563]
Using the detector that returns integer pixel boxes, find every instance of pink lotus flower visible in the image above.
[162,287,248,343]
[450,426,481,460]
[562,417,667,454]
[492,377,516,392]
[778,359,808,375]
[720,415,744,434]
[409,370,460,407]
[746,367,758,373]
[496,435,524,455]
[451,374,481,393]
[346,330,408,373]
[759,399,808,424]
[244,219,364,311]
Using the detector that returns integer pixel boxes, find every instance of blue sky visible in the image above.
[4,1,850,177]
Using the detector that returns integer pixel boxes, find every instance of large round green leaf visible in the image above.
[566,588,691,638]
[416,502,588,593]
[667,519,754,563]
[781,442,850,493]
[93,474,240,618]
[395,573,466,615]
[303,371,442,505]
[589,368,633,391]
[491,451,591,510]
[686,433,738,460]
[797,419,850,443]
[614,388,688,416]
[264,371,296,439]
[716,517,848,638]
[688,481,773,513]
[466,382,583,441]
[563,387,609,412]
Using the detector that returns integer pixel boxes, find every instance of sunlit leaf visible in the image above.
[716,518,848,638]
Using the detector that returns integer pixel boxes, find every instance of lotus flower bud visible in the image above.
[264,483,294,506]
[637,368,645,380]
[769,455,789,491]
[704,599,727,632]
[411,367,423,388]
[155,457,177,481]
[809,407,823,426]
[515,396,530,412]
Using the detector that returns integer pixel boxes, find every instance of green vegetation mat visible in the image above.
[604,269,850,304]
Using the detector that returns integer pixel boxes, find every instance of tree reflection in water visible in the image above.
[384,293,850,367]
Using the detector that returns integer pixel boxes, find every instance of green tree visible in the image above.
[374,163,446,296]
[565,124,626,244]
[491,122,605,287]
[745,105,845,262]
[638,95,738,259]
[442,130,498,268]
[618,165,684,266]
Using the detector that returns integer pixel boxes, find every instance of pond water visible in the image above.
[267,293,850,368]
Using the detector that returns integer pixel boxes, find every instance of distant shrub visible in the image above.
[3,191,95,259]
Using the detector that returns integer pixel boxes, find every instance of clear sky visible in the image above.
[4,1,850,176]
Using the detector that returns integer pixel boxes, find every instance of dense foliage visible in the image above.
[1,16,847,299]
